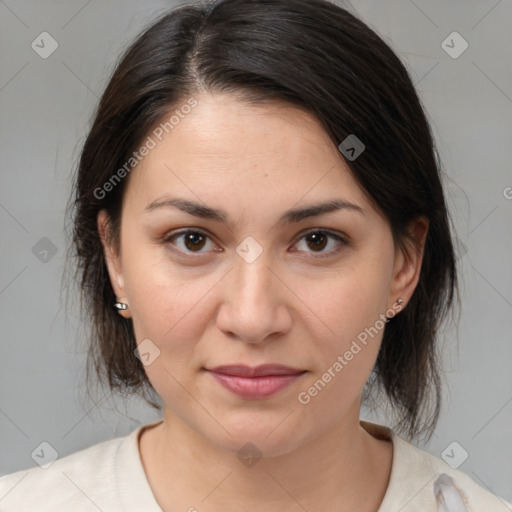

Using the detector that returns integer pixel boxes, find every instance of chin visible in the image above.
[202,409,310,458]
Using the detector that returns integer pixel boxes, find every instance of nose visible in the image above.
[215,250,292,344]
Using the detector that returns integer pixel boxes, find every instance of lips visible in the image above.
[206,364,305,377]
[204,364,307,399]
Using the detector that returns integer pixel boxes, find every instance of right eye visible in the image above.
[162,229,221,257]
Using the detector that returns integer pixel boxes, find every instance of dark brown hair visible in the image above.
[65,0,459,441]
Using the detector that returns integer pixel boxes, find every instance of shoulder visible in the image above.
[0,433,126,511]
[391,434,512,511]
[361,420,512,512]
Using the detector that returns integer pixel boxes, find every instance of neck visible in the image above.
[139,402,393,512]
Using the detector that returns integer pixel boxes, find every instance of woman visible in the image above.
[0,0,510,510]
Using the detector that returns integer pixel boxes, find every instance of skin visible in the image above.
[98,92,428,512]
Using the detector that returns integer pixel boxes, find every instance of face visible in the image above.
[99,92,427,456]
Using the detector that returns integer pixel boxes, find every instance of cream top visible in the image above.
[0,419,510,511]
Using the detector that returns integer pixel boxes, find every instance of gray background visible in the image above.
[1,0,511,502]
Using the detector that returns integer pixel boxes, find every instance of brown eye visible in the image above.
[293,230,348,258]
[163,229,217,255]
[183,232,207,251]
[305,232,328,252]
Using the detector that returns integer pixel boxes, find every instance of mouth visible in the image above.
[205,363,305,377]
[203,364,307,399]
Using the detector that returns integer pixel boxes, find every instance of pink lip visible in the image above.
[205,364,306,399]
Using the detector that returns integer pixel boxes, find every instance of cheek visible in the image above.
[128,276,214,405]
[303,266,390,349]
[292,256,391,401]
[129,275,210,343]
[292,294,383,432]
[123,257,221,374]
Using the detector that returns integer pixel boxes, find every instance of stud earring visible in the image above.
[385,298,405,320]
[114,301,128,311]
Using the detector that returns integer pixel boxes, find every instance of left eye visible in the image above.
[292,230,347,257]
[163,229,347,257]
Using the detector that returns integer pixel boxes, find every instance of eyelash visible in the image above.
[162,228,349,260]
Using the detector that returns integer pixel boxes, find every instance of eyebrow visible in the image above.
[144,196,365,225]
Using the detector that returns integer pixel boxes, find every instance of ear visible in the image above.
[97,209,131,319]
[388,216,429,312]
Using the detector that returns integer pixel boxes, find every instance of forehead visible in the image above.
[124,92,370,215]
